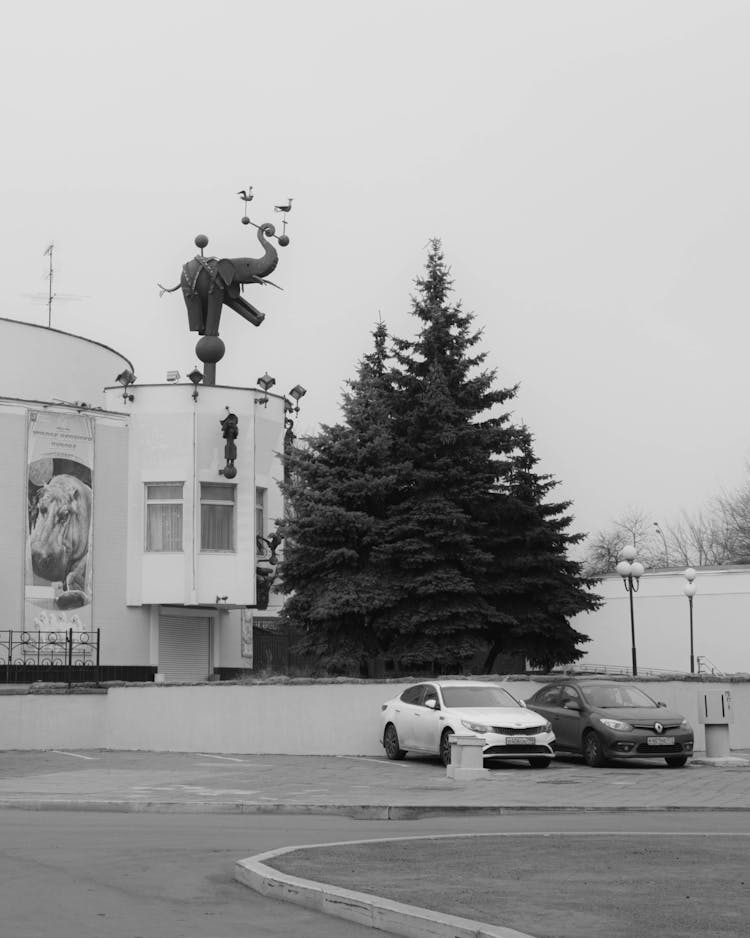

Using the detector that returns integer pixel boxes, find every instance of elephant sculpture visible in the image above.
[159,223,281,338]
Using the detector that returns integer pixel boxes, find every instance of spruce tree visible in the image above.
[373,239,520,668]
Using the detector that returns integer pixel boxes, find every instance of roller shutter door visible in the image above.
[158,615,211,682]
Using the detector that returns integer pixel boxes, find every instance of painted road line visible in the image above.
[51,751,97,760]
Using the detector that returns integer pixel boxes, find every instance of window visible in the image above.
[256,487,266,542]
[400,685,424,705]
[201,483,235,551]
[145,483,183,552]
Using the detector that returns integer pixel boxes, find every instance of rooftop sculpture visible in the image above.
[159,189,291,385]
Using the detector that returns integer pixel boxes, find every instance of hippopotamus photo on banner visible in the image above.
[25,411,95,628]
[28,467,92,610]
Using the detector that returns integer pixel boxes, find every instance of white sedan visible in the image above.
[380,680,556,768]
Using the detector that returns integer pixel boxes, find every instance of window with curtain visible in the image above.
[256,487,266,544]
[201,482,235,551]
[145,483,184,552]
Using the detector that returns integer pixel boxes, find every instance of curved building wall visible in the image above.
[2,318,133,407]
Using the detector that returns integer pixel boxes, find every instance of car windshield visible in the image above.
[583,684,657,709]
[441,686,519,708]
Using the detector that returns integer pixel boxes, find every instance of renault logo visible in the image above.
[654,722,664,734]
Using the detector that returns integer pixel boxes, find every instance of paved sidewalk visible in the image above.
[1,748,748,816]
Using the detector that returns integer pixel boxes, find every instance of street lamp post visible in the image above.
[616,545,644,676]
[683,567,697,674]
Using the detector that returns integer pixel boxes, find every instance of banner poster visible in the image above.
[24,411,94,632]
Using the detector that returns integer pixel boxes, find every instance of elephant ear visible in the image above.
[216,259,235,286]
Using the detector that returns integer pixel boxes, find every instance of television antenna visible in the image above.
[21,243,88,327]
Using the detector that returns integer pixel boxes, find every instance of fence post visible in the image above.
[96,628,101,687]
[6,630,11,684]
[67,627,73,689]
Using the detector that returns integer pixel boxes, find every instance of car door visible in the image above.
[555,684,585,750]
[395,684,427,749]
[411,683,444,753]
[528,685,563,728]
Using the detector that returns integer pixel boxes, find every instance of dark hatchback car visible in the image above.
[525,679,694,768]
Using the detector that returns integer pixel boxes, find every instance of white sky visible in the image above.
[2,1,750,545]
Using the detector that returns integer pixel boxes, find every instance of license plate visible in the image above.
[506,736,534,745]
[647,736,675,746]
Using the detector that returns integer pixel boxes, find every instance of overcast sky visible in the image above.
[3,1,750,546]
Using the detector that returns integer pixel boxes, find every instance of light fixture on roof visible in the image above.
[115,369,136,403]
[187,366,204,401]
[287,384,307,414]
[166,370,181,383]
[255,372,276,406]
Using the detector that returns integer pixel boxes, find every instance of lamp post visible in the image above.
[653,521,670,568]
[616,545,644,676]
[683,567,697,674]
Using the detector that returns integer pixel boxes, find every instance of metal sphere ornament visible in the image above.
[241,216,250,225]
[278,234,290,247]
[195,335,226,364]
[194,234,209,250]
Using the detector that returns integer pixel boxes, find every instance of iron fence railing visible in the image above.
[0,628,101,687]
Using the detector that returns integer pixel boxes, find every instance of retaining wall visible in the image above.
[1,678,748,754]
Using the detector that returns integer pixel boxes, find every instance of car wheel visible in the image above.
[383,723,406,760]
[582,730,606,767]
[440,729,454,767]
[665,755,688,768]
[528,758,551,769]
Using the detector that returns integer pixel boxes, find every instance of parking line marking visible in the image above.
[335,756,410,767]
[51,751,97,760]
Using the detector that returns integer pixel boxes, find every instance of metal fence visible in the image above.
[0,628,101,687]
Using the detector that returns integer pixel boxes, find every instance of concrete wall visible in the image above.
[1,678,748,754]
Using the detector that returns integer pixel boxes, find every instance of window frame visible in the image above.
[144,482,184,553]
[200,482,237,552]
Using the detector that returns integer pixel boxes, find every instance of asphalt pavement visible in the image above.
[3,749,749,938]
[1,747,749,817]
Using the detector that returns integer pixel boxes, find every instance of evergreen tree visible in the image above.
[479,426,600,672]
[372,240,520,668]
[279,240,598,675]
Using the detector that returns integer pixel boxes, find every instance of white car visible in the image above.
[380,680,556,768]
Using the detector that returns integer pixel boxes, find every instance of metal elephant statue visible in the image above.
[160,223,281,338]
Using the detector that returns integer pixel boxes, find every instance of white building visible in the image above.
[1,317,287,682]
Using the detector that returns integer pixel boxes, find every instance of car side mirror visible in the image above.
[563,700,582,712]
[519,700,527,708]
[424,699,439,710]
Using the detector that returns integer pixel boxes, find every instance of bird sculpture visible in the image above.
[237,187,254,203]
[274,198,293,213]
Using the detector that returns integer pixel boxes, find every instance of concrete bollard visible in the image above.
[446,735,488,780]
[698,690,733,758]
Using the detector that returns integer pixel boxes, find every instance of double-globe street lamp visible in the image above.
[616,545,645,676]
[683,567,698,674]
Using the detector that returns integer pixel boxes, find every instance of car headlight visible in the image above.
[461,720,491,733]
[542,721,552,734]
[680,718,692,730]
[599,717,633,731]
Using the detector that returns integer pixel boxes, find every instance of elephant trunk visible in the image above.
[231,222,279,282]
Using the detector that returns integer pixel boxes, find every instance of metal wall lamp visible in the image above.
[255,372,276,406]
[188,367,204,401]
[287,384,307,414]
[115,369,136,403]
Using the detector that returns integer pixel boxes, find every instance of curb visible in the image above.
[2,799,750,816]
[235,842,535,938]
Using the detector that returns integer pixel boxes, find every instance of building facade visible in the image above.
[1,318,286,682]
